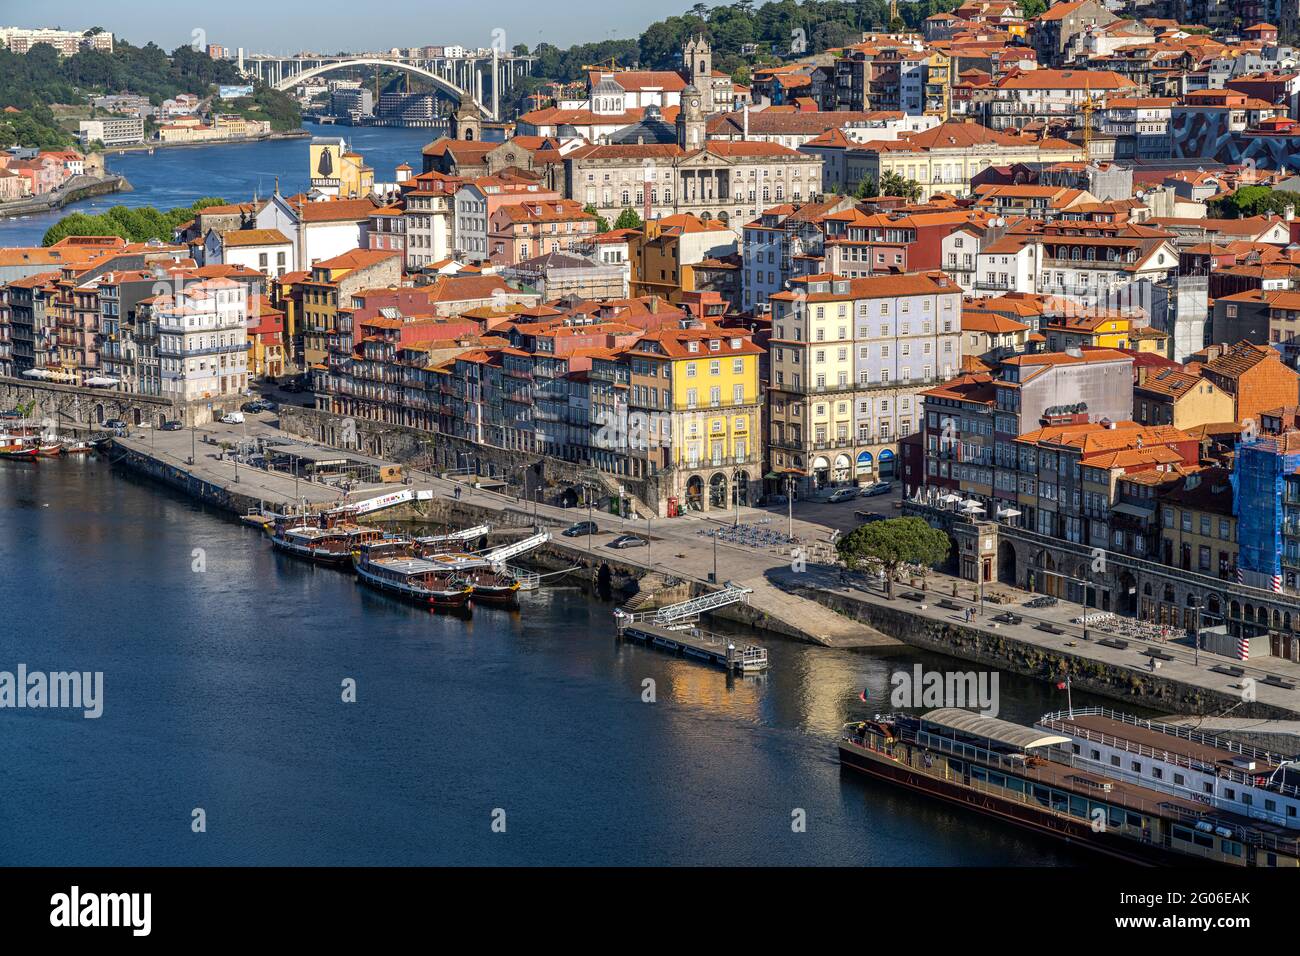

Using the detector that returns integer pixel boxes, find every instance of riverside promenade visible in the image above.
[106,413,1300,717]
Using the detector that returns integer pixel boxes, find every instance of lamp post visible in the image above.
[732,467,743,527]
[587,485,594,555]
[786,473,795,541]
[189,421,196,465]
[1192,596,1202,666]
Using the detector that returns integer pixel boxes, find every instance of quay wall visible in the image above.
[0,174,131,220]
[801,587,1300,719]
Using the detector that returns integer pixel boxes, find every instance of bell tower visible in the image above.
[683,35,714,113]
[677,85,706,150]
[451,98,482,141]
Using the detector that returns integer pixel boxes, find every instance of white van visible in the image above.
[219,412,245,425]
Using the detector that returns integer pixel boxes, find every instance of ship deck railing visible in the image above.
[1039,710,1300,799]
[502,565,540,590]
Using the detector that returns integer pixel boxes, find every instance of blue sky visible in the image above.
[7,0,688,53]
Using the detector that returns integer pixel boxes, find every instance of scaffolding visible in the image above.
[1232,438,1300,592]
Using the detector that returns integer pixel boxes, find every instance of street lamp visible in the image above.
[732,467,743,527]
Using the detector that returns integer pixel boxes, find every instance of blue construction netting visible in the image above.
[1232,438,1300,587]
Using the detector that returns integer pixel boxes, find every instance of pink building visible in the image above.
[488,199,598,266]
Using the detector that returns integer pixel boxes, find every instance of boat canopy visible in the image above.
[920,708,1072,751]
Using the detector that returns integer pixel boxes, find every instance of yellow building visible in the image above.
[924,51,952,119]
[310,136,374,199]
[1041,311,1133,351]
[1134,367,1236,431]
[625,325,763,511]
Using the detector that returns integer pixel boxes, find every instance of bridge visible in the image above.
[240,51,535,123]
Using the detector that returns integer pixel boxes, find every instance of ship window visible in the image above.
[1005,776,1025,794]
[1126,812,1143,828]
[1204,783,1214,794]
[1090,749,1101,761]
[1032,785,1051,807]
[1174,773,1185,786]
[1193,832,1214,849]
[972,766,988,782]
[1222,840,1242,857]
[1069,795,1088,818]
[1131,761,1141,772]
[1225,788,1235,800]
[1172,824,1194,842]
[988,772,1006,788]
[1152,767,1163,780]
[1108,807,1124,829]
[1110,755,1121,767]
[1289,806,1296,818]
[1050,790,1068,813]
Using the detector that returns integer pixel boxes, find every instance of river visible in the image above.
[0,125,451,248]
[0,457,1097,865]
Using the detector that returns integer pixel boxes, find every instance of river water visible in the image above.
[0,125,442,247]
[0,457,1095,865]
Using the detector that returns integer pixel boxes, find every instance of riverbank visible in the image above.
[110,129,312,154]
[0,173,132,221]
[98,417,1300,718]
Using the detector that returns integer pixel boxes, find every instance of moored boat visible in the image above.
[355,539,472,609]
[270,507,385,567]
[62,439,93,454]
[839,708,1300,867]
[36,443,63,457]
[0,443,38,461]
[415,541,523,605]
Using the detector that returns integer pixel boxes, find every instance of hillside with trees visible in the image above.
[41,197,229,246]
[0,34,301,148]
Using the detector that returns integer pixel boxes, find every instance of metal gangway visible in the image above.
[416,524,490,546]
[481,531,551,566]
[650,586,753,628]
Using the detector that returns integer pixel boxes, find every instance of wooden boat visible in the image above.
[36,443,63,457]
[270,507,384,567]
[354,540,472,609]
[62,440,93,454]
[415,540,522,605]
[0,443,38,461]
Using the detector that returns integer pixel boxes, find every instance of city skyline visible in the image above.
[4,1,689,53]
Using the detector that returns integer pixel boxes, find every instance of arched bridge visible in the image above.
[272,57,494,120]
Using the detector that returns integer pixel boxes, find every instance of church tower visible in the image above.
[451,98,482,141]
[677,84,706,150]
[683,35,714,113]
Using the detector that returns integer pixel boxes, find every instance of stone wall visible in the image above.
[801,587,1300,719]
[278,404,665,516]
[0,378,175,430]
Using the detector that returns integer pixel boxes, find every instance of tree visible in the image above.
[854,176,879,199]
[879,170,923,202]
[583,204,612,233]
[1209,185,1296,219]
[1020,0,1047,17]
[42,197,227,246]
[837,517,951,597]
[613,207,643,231]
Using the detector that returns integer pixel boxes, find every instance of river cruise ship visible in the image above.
[414,540,522,605]
[839,708,1300,867]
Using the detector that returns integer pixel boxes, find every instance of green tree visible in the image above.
[613,207,644,230]
[855,176,879,199]
[837,517,951,597]
[1020,0,1047,17]
[879,170,923,201]
[583,203,611,233]
[1209,185,1296,219]
[42,197,227,246]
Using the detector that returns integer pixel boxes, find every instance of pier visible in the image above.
[615,618,768,673]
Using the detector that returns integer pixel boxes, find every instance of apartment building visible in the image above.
[741,197,855,313]
[768,271,963,492]
[154,278,250,403]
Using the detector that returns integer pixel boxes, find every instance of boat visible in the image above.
[354,539,473,609]
[838,707,1300,867]
[414,540,522,605]
[62,440,93,454]
[0,443,38,461]
[269,507,385,567]
[36,443,63,457]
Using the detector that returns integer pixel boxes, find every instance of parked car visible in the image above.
[219,412,245,425]
[103,418,128,430]
[827,488,858,503]
[161,420,184,431]
[242,399,276,413]
[280,380,305,394]
[562,520,599,538]
[859,481,893,497]
[0,408,21,419]
[607,534,648,549]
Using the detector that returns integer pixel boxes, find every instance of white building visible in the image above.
[155,278,249,403]
[205,228,294,279]
[253,193,375,270]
